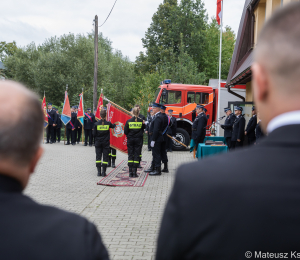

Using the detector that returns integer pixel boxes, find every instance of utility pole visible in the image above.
[93,15,98,112]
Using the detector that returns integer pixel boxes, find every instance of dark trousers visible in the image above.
[226,137,232,150]
[248,136,256,146]
[167,135,173,151]
[47,125,55,143]
[77,128,82,142]
[109,148,117,160]
[127,137,142,168]
[56,128,61,142]
[231,140,243,149]
[66,128,76,144]
[161,140,168,163]
[138,136,143,162]
[148,132,151,149]
[95,142,110,167]
[152,141,162,168]
[85,129,92,145]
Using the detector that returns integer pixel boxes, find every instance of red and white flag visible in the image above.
[107,103,131,154]
[216,0,223,25]
[41,95,48,128]
[77,93,84,125]
[95,93,104,121]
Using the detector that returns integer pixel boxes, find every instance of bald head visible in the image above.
[0,80,43,167]
[252,2,300,131]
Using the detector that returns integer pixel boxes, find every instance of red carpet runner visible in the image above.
[97,160,150,187]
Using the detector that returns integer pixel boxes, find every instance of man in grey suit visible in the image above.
[0,80,109,260]
[156,3,300,259]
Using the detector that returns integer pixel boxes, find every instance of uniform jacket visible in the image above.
[192,112,207,143]
[167,117,177,136]
[256,121,265,142]
[231,115,246,141]
[0,174,109,260]
[93,119,115,146]
[146,115,153,132]
[138,113,146,121]
[66,112,78,130]
[124,117,145,139]
[246,115,258,138]
[222,113,236,138]
[150,112,164,143]
[156,125,300,260]
[84,113,95,130]
[56,114,62,128]
[47,109,57,126]
[160,113,169,141]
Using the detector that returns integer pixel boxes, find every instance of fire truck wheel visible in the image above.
[172,128,190,151]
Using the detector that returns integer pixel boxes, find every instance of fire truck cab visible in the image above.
[151,80,219,151]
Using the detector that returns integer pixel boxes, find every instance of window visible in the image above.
[160,90,182,104]
[153,88,161,103]
[187,92,195,103]
[195,92,209,105]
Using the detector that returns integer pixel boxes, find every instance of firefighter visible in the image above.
[84,108,95,146]
[231,106,246,149]
[134,105,146,168]
[124,107,146,178]
[93,109,116,177]
[245,106,257,145]
[191,105,207,150]
[221,107,236,150]
[159,105,169,173]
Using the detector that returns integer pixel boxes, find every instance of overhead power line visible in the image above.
[99,0,118,28]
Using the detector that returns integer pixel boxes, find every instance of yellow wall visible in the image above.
[254,3,266,46]
[246,81,253,102]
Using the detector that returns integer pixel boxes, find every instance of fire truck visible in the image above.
[150,79,219,151]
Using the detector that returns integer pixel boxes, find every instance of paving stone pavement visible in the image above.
[25,142,194,260]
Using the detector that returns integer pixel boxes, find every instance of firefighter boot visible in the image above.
[107,157,111,167]
[161,163,169,173]
[138,158,142,168]
[129,167,133,178]
[132,167,138,178]
[112,158,116,168]
[97,166,101,177]
[144,162,154,173]
[102,166,107,177]
[149,167,161,176]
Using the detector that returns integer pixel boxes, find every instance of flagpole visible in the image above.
[43,90,45,144]
[82,88,84,144]
[64,85,68,145]
[217,0,223,137]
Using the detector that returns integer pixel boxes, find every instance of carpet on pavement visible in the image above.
[97,160,150,187]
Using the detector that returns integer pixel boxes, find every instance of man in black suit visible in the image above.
[55,108,62,143]
[192,105,207,149]
[245,106,257,145]
[46,103,57,144]
[66,107,78,145]
[84,108,95,147]
[156,3,300,259]
[166,109,177,152]
[221,107,236,150]
[231,106,246,149]
[0,80,109,260]
[159,105,169,173]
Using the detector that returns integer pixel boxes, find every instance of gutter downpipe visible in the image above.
[227,85,246,102]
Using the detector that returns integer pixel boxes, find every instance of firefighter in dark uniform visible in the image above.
[55,108,62,143]
[66,106,78,145]
[231,106,246,149]
[159,105,169,173]
[146,109,154,151]
[148,103,163,176]
[135,105,146,168]
[166,109,177,152]
[46,103,57,144]
[221,107,236,150]
[245,106,257,145]
[93,109,116,177]
[124,107,146,178]
[75,106,82,144]
[191,105,208,149]
[84,108,95,146]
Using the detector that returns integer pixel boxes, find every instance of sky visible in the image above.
[0,0,245,62]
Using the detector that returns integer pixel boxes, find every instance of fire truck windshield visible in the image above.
[153,88,160,103]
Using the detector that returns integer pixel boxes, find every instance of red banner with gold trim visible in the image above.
[107,103,131,154]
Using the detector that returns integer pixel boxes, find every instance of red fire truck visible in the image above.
[150,80,219,151]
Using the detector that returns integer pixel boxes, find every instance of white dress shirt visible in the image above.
[267,110,300,133]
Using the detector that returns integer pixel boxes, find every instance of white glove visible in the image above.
[172,136,176,139]
[145,121,149,125]
[151,141,155,147]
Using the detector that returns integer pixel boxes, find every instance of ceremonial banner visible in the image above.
[95,93,104,121]
[216,0,222,25]
[107,103,131,153]
[42,96,48,128]
[77,93,84,125]
[61,91,71,125]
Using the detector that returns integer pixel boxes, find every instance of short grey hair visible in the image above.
[0,81,44,166]
[255,2,300,94]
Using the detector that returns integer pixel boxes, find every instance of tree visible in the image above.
[0,41,18,62]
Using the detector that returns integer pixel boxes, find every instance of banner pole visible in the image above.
[82,88,84,144]
[64,126,66,145]
[217,0,223,137]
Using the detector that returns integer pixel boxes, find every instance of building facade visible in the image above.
[226,0,300,102]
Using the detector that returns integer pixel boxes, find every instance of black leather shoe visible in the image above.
[46,142,50,144]
[144,165,154,173]
[84,143,87,146]
[161,163,169,173]
[148,148,151,151]
[77,142,79,144]
[89,144,92,147]
[50,141,53,144]
[58,141,60,143]
[149,167,161,176]
[65,143,70,145]
[132,168,138,178]
[72,143,75,146]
